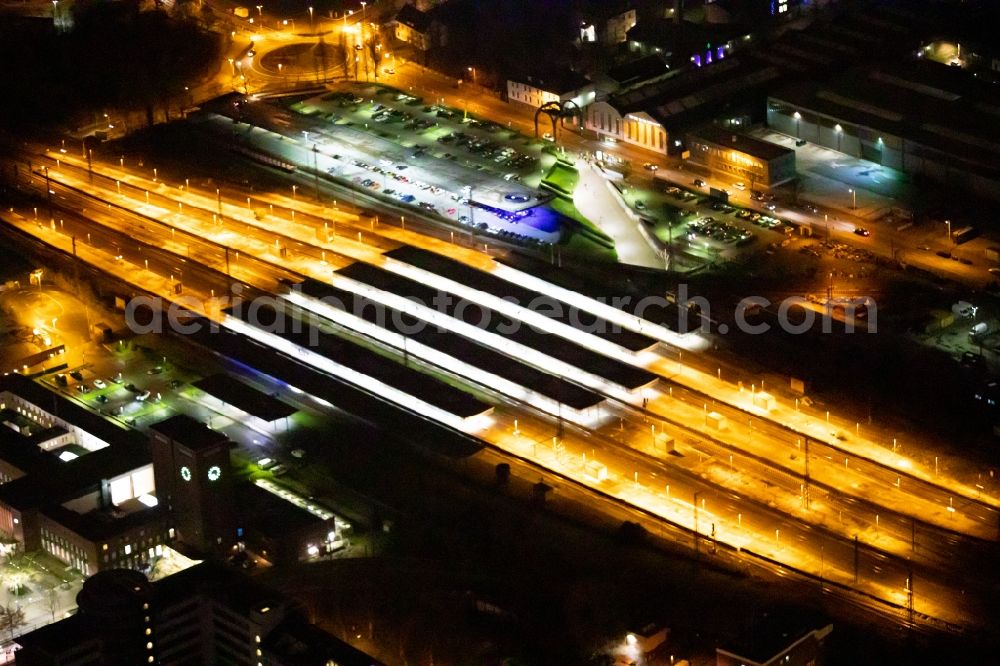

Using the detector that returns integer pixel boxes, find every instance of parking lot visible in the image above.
[42,340,188,429]
[277,84,567,245]
[617,177,799,265]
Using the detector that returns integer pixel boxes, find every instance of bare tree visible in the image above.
[0,605,26,641]
[46,587,59,622]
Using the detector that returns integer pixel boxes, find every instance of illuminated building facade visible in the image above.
[0,375,168,576]
[587,102,668,153]
[506,69,595,111]
[393,3,446,51]
[686,125,796,187]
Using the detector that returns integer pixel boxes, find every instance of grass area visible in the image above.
[549,196,613,247]
[540,160,579,197]
[548,196,617,261]
[538,160,617,260]
[561,231,618,261]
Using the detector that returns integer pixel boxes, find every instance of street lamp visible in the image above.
[256,4,263,16]
[793,111,801,138]
[468,66,477,85]
[848,187,856,210]
[834,123,843,151]
[945,219,952,241]
[692,491,701,557]
[308,6,314,32]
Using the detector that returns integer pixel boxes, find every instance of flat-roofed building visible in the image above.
[16,563,385,666]
[238,480,350,564]
[0,376,158,570]
[767,59,1000,200]
[149,414,235,555]
[686,125,796,187]
[506,68,595,111]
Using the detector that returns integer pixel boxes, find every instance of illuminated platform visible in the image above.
[184,319,485,457]
[285,279,606,425]
[192,373,296,434]
[495,253,703,342]
[223,304,492,427]
[333,262,658,396]
[384,246,659,354]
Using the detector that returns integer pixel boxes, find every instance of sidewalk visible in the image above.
[573,160,664,269]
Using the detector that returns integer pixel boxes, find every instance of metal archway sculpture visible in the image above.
[533,99,583,141]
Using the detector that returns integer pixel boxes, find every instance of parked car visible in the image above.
[734,182,746,190]
[854,227,871,237]
[693,178,706,188]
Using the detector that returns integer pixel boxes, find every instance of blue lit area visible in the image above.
[473,200,561,233]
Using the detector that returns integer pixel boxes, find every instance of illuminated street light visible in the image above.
[848,187,856,210]
[945,219,951,241]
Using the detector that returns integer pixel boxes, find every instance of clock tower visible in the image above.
[150,414,234,554]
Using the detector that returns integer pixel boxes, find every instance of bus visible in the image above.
[952,225,979,245]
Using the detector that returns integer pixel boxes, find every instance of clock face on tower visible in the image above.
[207,465,222,482]
[180,466,192,482]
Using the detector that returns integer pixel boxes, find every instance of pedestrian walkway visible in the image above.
[572,160,664,269]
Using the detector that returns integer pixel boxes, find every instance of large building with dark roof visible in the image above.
[767,58,1000,200]
[15,564,384,666]
[584,2,936,157]
[0,374,167,576]
[392,3,446,51]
